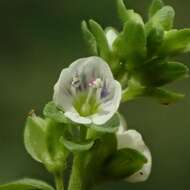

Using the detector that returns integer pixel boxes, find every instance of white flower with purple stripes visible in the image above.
[53,56,121,125]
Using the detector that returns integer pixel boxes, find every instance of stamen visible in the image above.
[86,87,94,104]
[89,78,103,89]
[88,78,103,101]
[71,75,81,96]
[72,76,80,88]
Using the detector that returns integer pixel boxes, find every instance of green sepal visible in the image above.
[81,20,98,55]
[113,13,146,69]
[103,148,147,179]
[45,120,68,172]
[88,114,120,133]
[0,178,54,190]
[43,101,67,123]
[158,29,190,56]
[148,0,164,18]
[88,19,110,61]
[60,136,94,153]
[135,60,189,87]
[24,115,48,163]
[146,6,175,33]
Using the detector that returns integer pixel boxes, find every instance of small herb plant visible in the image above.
[1,0,190,190]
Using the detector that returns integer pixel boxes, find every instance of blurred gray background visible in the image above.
[0,0,190,189]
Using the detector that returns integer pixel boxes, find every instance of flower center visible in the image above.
[72,77,103,117]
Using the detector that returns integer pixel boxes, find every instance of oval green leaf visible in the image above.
[158,29,190,56]
[24,115,48,163]
[104,148,147,179]
[0,178,54,190]
[81,20,98,55]
[89,19,110,61]
[113,14,146,69]
[148,0,164,18]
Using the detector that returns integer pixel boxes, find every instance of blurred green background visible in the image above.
[0,0,190,189]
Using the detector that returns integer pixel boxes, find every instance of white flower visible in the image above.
[105,27,118,50]
[117,118,152,183]
[53,56,122,125]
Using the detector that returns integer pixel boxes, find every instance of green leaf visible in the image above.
[147,24,164,56]
[148,0,164,18]
[144,87,185,105]
[104,148,147,179]
[113,14,146,69]
[116,0,127,23]
[158,29,190,56]
[137,60,189,86]
[0,178,54,190]
[89,114,120,133]
[81,20,98,55]
[24,115,48,163]
[89,20,110,61]
[45,120,68,171]
[122,78,185,105]
[43,102,67,123]
[146,6,175,32]
[60,136,94,152]
[116,0,130,23]
[116,0,142,24]
[122,78,146,102]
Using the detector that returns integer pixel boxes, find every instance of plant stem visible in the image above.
[68,134,117,190]
[68,154,86,190]
[54,171,64,190]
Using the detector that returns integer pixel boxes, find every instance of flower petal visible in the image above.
[53,68,74,110]
[91,80,122,125]
[69,56,114,87]
[117,114,127,134]
[64,108,92,125]
[117,129,152,183]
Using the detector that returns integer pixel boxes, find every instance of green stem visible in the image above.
[54,171,64,190]
[68,154,87,190]
[68,133,117,190]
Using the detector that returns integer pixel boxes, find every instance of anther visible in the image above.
[72,76,80,88]
[89,78,103,89]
